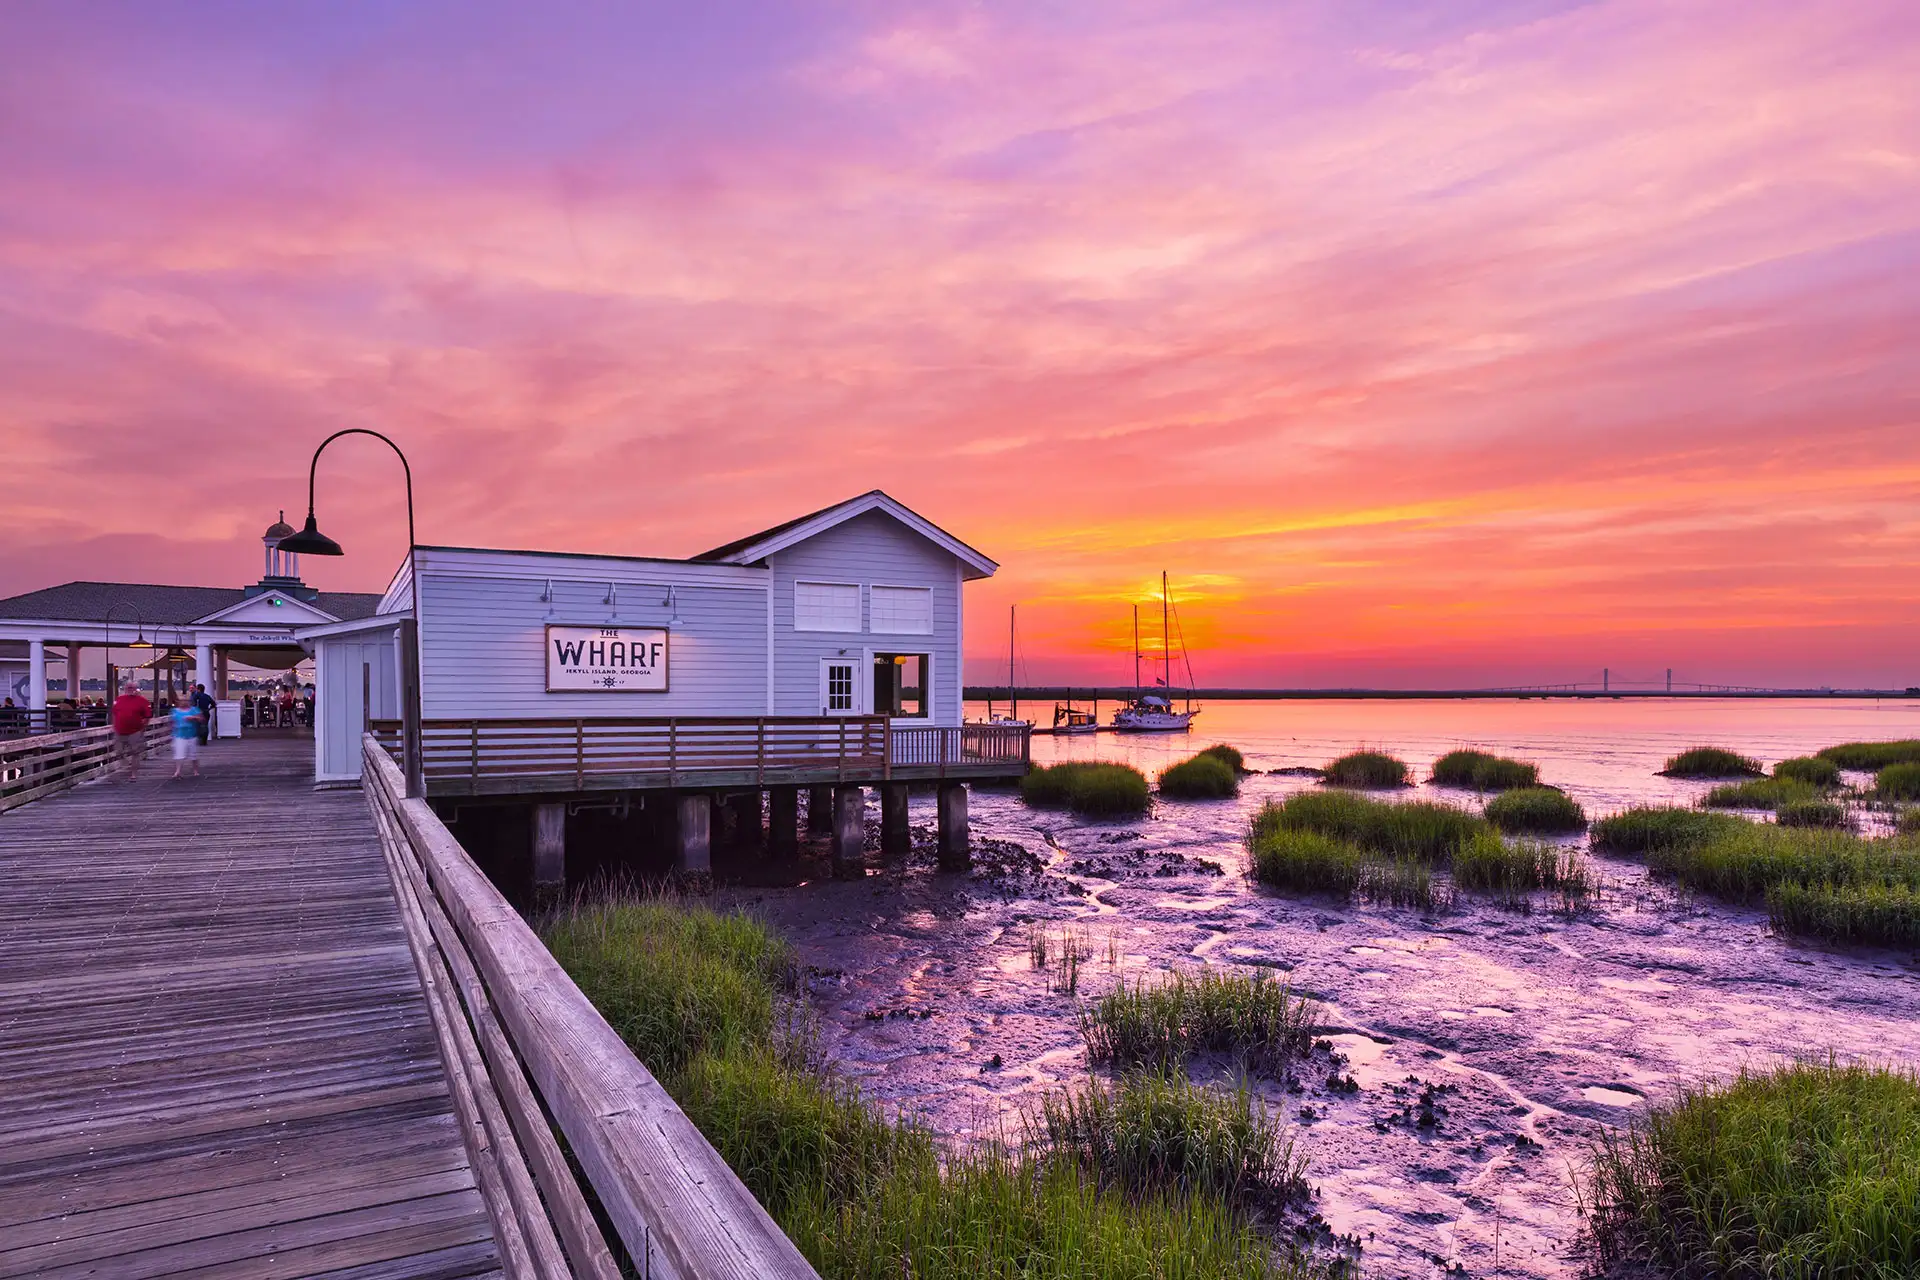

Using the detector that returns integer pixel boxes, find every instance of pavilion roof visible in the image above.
[0,581,384,626]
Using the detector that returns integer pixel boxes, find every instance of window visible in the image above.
[795,581,860,632]
[870,585,933,635]
[826,662,856,712]
[872,654,929,718]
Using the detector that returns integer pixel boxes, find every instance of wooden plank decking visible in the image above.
[0,733,501,1279]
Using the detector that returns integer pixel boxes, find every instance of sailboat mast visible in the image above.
[1161,572,1171,694]
[1009,605,1018,722]
[1132,605,1141,695]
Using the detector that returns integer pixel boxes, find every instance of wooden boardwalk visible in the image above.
[0,734,501,1279]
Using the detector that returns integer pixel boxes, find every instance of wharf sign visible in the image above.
[545,625,669,692]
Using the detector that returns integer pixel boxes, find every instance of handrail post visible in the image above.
[668,719,677,787]
[756,718,766,787]
[837,719,845,783]
[470,721,479,787]
[574,720,585,790]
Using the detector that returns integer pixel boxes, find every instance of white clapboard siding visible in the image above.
[768,511,963,724]
[315,628,400,782]
[416,558,771,720]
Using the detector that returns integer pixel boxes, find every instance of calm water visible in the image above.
[733,699,1920,1279]
[1008,696,1920,813]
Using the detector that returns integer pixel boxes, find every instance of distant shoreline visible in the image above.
[964,686,1920,701]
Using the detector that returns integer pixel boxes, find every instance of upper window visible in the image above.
[870,585,933,635]
[795,581,861,632]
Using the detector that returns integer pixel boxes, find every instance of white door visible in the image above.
[819,658,860,715]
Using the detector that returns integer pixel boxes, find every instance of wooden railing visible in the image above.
[369,715,1031,792]
[0,719,172,813]
[890,723,1031,775]
[360,734,819,1280]
[372,715,892,790]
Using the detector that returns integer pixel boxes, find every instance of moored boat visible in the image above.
[1110,573,1200,733]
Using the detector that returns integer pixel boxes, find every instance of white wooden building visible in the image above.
[298,490,1010,786]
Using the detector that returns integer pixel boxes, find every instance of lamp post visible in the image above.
[275,429,424,798]
[102,604,154,718]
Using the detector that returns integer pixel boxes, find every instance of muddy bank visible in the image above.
[715,773,1920,1279]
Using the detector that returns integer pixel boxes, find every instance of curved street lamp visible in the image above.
[276,428,424,797]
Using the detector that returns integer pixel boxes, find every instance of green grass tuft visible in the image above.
[1772,755,1841,787]
[1484,787,1587,834]
[1818,740,1920,770]
[1875,761,1920,802]
[1021,762,1152,816]
[1661,746,1765,778]
[1197,743,1245,772]
[1321,750,1410,788]
[1643,823,1920,905]
[1355,856,1442,910]
[1247,828,1364,897]
[1899,808,1920,837]
[1157,753,1240,800]
[1590,807,1747,855]
[1767,881,1920,948]
[1252,790,1486,864]
[1703,777,1824,811]
[1079,968,1319,1076]
[1035,1069,1303,1208]
[1584,1058,1920,1278]
[1431,749,1539,791]
[1774,799,1849,830]
[1452,831,1593,897]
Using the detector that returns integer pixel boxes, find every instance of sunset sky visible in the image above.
[2,1,1915,688]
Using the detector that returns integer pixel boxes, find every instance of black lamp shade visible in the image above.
[276,513,343,556]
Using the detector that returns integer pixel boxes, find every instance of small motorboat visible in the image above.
[1051,704,1099,735]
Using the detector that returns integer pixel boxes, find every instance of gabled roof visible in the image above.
[0,581,384,626]
[693,490,999,580]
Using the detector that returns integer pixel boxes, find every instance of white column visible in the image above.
[196,642,214,692]
[27,638,46,713]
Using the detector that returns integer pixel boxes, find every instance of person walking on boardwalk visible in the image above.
[192,682,215,744]
[169,694,204,779]
[110,681,152,780]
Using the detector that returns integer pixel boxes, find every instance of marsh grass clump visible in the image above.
[1452,831,1593,898]
[1875,761,1920,802]
[1431,749,1539,791]
[1157,753,1240,800]
[1252,790,1486,864]
[1899,808,1920,837]
[1767,881,1920,947]
[1772,755,1841,787]
[1080,969,1319,1076]
[1355,856,1442,910]
[1775,799,1849,830]
[1484,787,1587,834]
[1197,743,1246,773]
[1021,761,1151,817]
[1247,829,1364,896]
[542,900,796,1078]
[1590,807,1747,856]
[1583,1058,1920,1279]
[1035,1069,1303,1209]
[1645,824,1920,904]
[1321,750,1410,789]
[1660,747,1765,778]
[1819,740,1920,770]
[551,898,1308,1280]
[1702,777,1824,811]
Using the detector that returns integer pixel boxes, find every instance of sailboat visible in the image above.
[1111,573,1200,732]
[981,605,1033,729]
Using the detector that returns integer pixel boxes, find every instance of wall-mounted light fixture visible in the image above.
[665,586,681,627]
[604,581,620,622]
[540,579,555,619]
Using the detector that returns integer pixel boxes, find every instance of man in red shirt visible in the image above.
[111,681,152,781]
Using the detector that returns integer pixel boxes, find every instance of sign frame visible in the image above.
[544,624,672,694]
